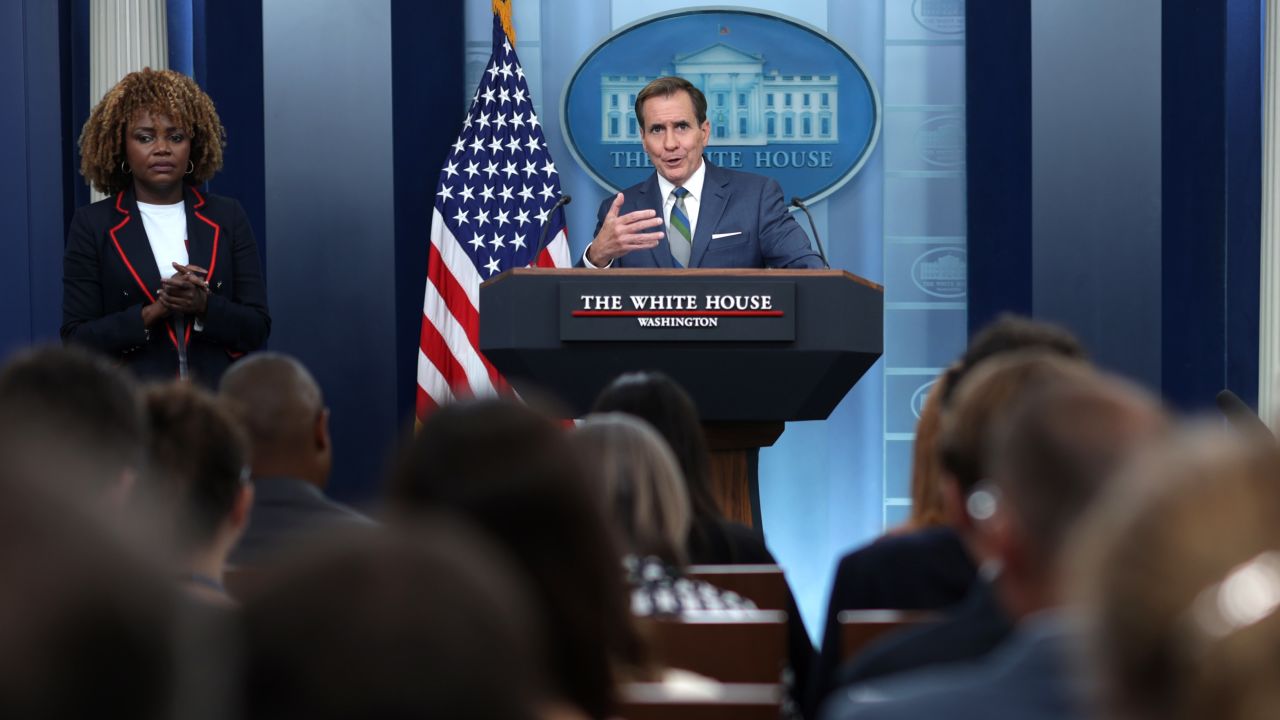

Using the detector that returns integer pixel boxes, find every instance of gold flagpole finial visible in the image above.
[493,0,516,47]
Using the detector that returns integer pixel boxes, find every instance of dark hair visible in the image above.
[0,472,176,720]
[390,399,642,719]
[591,371,720,523]
[240,522,547,720]
[218,351,324,462]
[571,413,692,567]
[635,76,708,128]
[944,314,1085,407]
[142,382,247,551]
[0,345,145,491]
[78,67,225,195]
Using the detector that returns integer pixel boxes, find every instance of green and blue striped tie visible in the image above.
[669,186,692,267]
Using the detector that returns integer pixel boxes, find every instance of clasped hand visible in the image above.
[158,262,209,315]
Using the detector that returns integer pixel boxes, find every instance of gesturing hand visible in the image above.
[585,193,664,266]
[159,262,210,315]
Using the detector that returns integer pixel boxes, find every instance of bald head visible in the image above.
[219,353,329,485]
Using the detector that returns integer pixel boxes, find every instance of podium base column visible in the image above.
[703,422,785,529]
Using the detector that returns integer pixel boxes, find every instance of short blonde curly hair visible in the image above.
[79,68,225,195]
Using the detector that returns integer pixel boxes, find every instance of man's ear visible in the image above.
[230,482,254,531]
[314,407,331,452]
[105,467,137,510]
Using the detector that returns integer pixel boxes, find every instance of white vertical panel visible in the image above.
[88,0,168,199]
[1260,0,1280,424]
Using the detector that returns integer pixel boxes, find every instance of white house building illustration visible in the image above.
[600,43,839,145]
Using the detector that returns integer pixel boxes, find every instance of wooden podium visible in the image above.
[478,268,883,525]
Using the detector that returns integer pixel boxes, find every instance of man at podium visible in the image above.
[580,76,824,270]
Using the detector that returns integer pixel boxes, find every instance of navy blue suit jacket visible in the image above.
[808,527,978,716]
[587,161,823,269]
[833,577,1013,690]
[820,614,1084,720]
[61,185,270,386]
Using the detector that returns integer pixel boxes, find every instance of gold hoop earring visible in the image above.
[121,161,131,175]
[186,161,194,175]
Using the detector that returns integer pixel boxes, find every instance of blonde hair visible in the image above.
[939,351,1094,495]
[571,413,691,566]
[1072,426,1280,720]
[904,366,954,529]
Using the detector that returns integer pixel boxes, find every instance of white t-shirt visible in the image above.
[137,200,189,281]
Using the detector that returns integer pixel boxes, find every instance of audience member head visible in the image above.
[391,399,641,719]
[0,466,176,720]
[141,382,252,596]
[937,352,1094,533]
[571,413,692,567]
[591,371,720,523]
[943,314,1086,408]
[240,521,551,720]
[978,367,1165,620]
[1074,427,1280,720]
[219,352,331,487]
[904,364,957,531]
[0,344,145,505]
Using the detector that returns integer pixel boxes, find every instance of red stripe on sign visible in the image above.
[571,310,785,317]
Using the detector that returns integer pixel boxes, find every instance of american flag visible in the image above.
[416,10,570,419]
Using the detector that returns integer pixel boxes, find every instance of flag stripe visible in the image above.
[427,230,508,390]
[415,13,569,423]
[418,296,475,399]
[422,262,497,398]
[416,347,454,410]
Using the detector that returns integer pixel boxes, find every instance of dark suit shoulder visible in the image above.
[835,579,1013,688]
[704,163,776,191]
[192,189,241,211]
[831,527,976,611]
[71,193,126,227]
[688,517,776,565]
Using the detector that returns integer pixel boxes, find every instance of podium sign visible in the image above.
[559,281,796,342]
[479,268,883,421]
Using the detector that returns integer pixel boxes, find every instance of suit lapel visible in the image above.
[185,186,220,285]
[109,189,164,302]
[690,161,729,268]
[637,174,674,268]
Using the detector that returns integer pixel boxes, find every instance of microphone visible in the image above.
[1215,389,1274,439]
[790,196,830,269]
[531,194,572,265]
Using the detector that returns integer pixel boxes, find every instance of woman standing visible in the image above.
[63,68,268,384]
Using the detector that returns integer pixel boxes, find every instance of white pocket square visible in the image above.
[711,231,743,240]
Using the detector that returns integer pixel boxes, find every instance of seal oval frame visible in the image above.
[559,7,883,205]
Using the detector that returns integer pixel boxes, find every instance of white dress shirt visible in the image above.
[583,159,708,268]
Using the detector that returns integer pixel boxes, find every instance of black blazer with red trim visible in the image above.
[61,185,270,385]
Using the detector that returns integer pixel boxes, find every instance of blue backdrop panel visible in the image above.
[1224,0,1262,407]
[392,0,466,427]
[202,0,266,273]
[1162,0,1262,410]
[0,0,66,360]
[965,0,1031,330]
[262,0,400,503]
[1032,0,1162,391]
